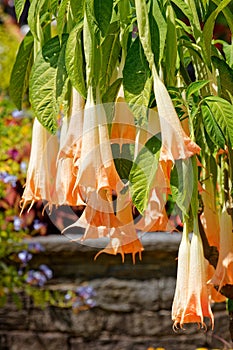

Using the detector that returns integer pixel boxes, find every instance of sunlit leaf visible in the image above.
[9,32,34,110]
[123,37,152,126]
[203,96,233,147]
[30,35,69,134]
[129,135,161,214]
[201,104,225,149]
[66,21,86,98]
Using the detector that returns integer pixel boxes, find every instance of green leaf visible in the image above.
[99,22,121,96]
[204,96,233,147]
[135,0,154,68]
[129,135,161,214]
[149,0,167,67]
[70,0,85,24]
[123,37,152,126]
[212,56,233,101]
[66,21,86,98]
[164,3,177,86]
[170,0,193,20]
[102,78,122,128]
[201,104,225,149]
[29,35,69,134]
[112,143,135,181]
[222,40,233,68]
[170,158,193,218]
[202,0,232,68]
[14,0,27,22]
[28,0,46,41]
[57,0,69,36]
[94,0,113,36]
[9,32,34,110]
[186,80,209,99]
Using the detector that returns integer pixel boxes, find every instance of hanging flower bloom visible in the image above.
[111,88,136,150]
[20,118,59,212]
[182,223,214,328]
[172,223,191,328]
[56,88,85,206]
[200,178,220,249]
[210,206,233,291]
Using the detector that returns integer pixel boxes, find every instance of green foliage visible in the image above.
[0,26,20,93]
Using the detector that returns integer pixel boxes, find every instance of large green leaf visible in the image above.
[123,37,152,126]
[99,22,121,96]
[164,3,177,86]
[28,0,46,41]
[203,96,233,147]
[135,0,154,68]
[9,32,34,110]
[94,0,113,36]
[14,0,27,22]
[129,135,161,214]
[29,35,69,134]
[202,0,232,68]
[212,56,233,101]
[201,104,225,149]
[66,21,86,98]
[149,0,167,68]
[70,0,85,24]
[170,158,193,218]
[57,0,69,36]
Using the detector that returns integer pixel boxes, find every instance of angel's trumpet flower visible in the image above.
[56,88,85,206]
[172,223,191,328]
[182,224,213,328]
[77,87,122,198]
[111,88,136,149]
[200,178,220,249]
[152,67,200,164]
[20,118,59,212]
[211,206,233,290]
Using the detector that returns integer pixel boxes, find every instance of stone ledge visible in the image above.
[24,232,182,280]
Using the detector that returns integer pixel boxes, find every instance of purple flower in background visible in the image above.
[18,250,33,265]
[20,161,27,173]
[12,110,24,118]
[85,298,97,308]
[7,148,19,160]
[26,270,47,287]
[0,171,17,187]
[76,285,96,299]
[39,264,53,279]
[13,216,22,231]
[28,242,45,253]
[33,219,46,231]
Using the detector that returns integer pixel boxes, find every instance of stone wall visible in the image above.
[0,232,232,350]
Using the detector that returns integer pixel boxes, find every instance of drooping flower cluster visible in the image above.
[21,82,200,263]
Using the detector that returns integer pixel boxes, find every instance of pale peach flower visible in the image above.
[20,118,59,212]
[181,224,214,328]
[211,206,233,290]
[172,221,214,329]
[172,223,191,328]
[56,88,85,206]
[200,178,220,249]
